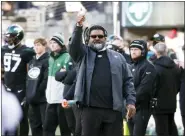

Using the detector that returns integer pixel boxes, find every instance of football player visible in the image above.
[1,24,35,136]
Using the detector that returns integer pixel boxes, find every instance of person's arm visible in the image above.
[68,26,86,63]
[55,70,68,82]
[23,47,36,63]
[63,82,76,100]
[122,61,136,119]
[55,67,77,85]
[67,12,86,63]
[62,68,77,85]
[122,62,136,105]
[176,66,183,94]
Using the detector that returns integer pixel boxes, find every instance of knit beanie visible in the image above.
[50,33,65,47]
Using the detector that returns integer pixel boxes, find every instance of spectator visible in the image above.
[55,59,77,136]
[26,38,49,136]
[43,33,72,136]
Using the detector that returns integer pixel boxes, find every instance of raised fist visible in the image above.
[77,10,86,26]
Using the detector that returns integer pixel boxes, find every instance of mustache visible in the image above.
[93,41,102,44]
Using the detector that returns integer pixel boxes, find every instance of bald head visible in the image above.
[154,43,167,56]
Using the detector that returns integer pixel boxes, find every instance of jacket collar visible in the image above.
[50,50,67,59]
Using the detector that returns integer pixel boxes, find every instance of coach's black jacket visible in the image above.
[26,52,49,104]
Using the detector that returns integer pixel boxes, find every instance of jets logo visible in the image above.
[28,67,41,79]
[125,2,153,26]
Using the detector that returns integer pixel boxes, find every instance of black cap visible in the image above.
[129,40,148,58]
[129,40,147,50]
[152,33,165,42]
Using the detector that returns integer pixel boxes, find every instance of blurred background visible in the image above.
[1,2,184,46]
[1,1,184,135]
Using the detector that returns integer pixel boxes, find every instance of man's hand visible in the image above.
[61,99,70,108]
[60,68,66,72]
[77,10,86,26]
[126,104,136,120]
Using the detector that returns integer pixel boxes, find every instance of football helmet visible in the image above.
[4,24,24,47]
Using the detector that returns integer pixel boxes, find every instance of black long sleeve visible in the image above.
[64,82,76,100]
[68,26,86,63]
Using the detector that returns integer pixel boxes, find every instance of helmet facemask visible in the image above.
[4,33,21,48]
[4,24,24,48]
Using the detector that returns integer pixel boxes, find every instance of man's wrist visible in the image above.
[126,100,136,106]
[127,104,135,107]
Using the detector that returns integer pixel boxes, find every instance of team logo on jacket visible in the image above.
[28,67,41,79]
[125,2,153,26]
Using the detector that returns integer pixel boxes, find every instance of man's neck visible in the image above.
[132,56,144,63]
[54,52,59,56]
[156,54,162,59]
[36,52,45,59]
[8,43,21,49]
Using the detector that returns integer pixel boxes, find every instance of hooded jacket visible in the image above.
[129,40,157,110]
[26,52,49,104]
[153,56,181,113]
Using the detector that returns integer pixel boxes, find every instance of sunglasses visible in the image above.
[90,35,104,39]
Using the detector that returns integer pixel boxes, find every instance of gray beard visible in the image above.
[89,43,106,52]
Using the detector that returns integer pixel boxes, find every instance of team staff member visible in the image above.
[153,43,181,136]
[128,40,157,136]
[67,11,136,136]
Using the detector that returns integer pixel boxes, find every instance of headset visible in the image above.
[83,25,108,45]
[141,48,146,56]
